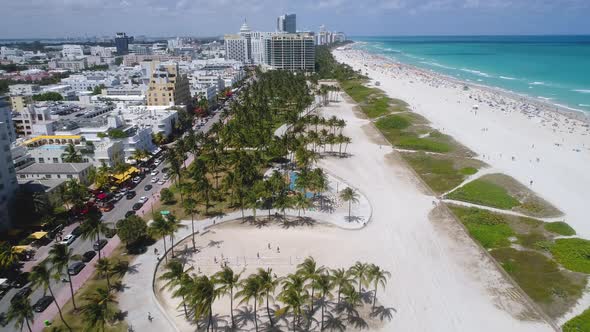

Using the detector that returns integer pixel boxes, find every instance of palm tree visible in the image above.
[164,214,185,258]
[62,143,82,163]
[95,258,114,292]
[80,287,117,332]
[330,268,353,304]
[130,149,149,165]
[236,274,263,332]
[6,297,33,332]
[313,273,333,331]
[29,263,72,331]
[187,275,217,332]
[80,212,109,260]
[278,274,308,331]
[292,192,311,217]
[159,259,193,317]
[212,266,241,328]
[49,243,77,309]
[0,242,19,271]
[148,214,172,263]
[367,264,391,309]
[339,187,359,221]
[349,262,370,294]
[273,193,292,220]
[340,285,362,320]
[297,256,325,313]
[257,268,279,327]
[183,197,198,251]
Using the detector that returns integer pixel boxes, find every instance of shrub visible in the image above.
[544,222,576,236]
[551,238,590,273]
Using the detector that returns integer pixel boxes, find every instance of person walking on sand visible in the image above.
[148,312,153,322]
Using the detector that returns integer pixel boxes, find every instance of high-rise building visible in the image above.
[224,21,254,64]
[265,33,315,72]
[147,62,191,107]
[0,96,17,229]
[277,14,296,33]
[115,32,134,55]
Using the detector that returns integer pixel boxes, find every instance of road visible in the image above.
[0,107,224,331]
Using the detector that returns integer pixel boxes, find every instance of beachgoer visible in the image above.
[268,243,271,249]
[257,252,260,259]
[148,312,153,322]
[154,248,158,255]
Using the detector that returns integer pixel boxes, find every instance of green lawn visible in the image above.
[402,153,482,194]
[375,114,411,130]
[545,221,576,236]
[563,308,590,332]
[551,238,590,273]
[449,206,514,249]
[446,179,521,210]
[340,80,393,118]
[491,247,586,317]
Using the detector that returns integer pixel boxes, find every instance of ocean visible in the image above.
[352,35,590,113]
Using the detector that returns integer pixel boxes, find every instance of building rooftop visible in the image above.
[17,163,92,174]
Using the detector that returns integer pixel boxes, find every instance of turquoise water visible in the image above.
[352,36,590,113]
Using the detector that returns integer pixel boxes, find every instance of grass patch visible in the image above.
[446,178,520,210]
[551,238,590,273]
[491,247,586,318]
[396,136,452,153]
[545,222,576,236]
[402,153,483,194]
[340,80,393,118]
[517,232,550,249]
[375,114,411,130]
[563,308,590,332]
[449,205,514,249]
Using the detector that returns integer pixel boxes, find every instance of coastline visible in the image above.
[347,41,590,125]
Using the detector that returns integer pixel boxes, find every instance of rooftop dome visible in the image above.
[239,20,251,33]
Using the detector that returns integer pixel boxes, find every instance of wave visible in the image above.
[499,76,517,80]
[460,68,492,78]
[419,61,456,70]
[529,81,546,85]
[573,89,590,94]
[580,104,590,107]
[538,96,553,101]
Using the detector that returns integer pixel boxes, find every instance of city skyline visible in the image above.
[1,0,589,38]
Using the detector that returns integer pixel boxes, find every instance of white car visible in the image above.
[132,176,141,184]
[138,196,148,204]
[151,170,159,176]
[151,177,159,183]
[163,173,170,180]
[158,179,166,185]
[60,234,76,246]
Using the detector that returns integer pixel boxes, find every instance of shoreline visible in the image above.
[346,41,590,125]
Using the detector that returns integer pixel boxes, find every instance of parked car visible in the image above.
[11,286,32,303]
[60,234,76,246]
[33,295,54,312]
[113,192,124,201]
[132,176,141,184]
[68,262,85,276]
[138,196,148,204]
[163,173,170,180]
[81,251,96,262]
[158,179,166,185]
[99,203,114,212]
[126,191,137,200]
[10,272,30,288]
[144,184,153,191]
[125,211,136,218]
[151,170,159,176]
[93,239,108,251]
[71,226,82,237]
[132,203,143,211]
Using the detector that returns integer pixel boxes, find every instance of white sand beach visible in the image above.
[333,47,590,239]
[155,92,554,331]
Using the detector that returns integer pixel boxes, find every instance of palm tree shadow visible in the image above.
[112,280,130,292]
[347,315,369,330]
[317,197,335,213]
[234,305,257,330]
[345,215,363,223]
[323,311,346,332]
[360,290,373,304]
[208,240,224,248]
[370,305,397,322]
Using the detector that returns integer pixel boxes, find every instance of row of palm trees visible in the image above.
[160,257,391,331]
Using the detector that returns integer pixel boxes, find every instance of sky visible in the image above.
[0,0,589,38]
